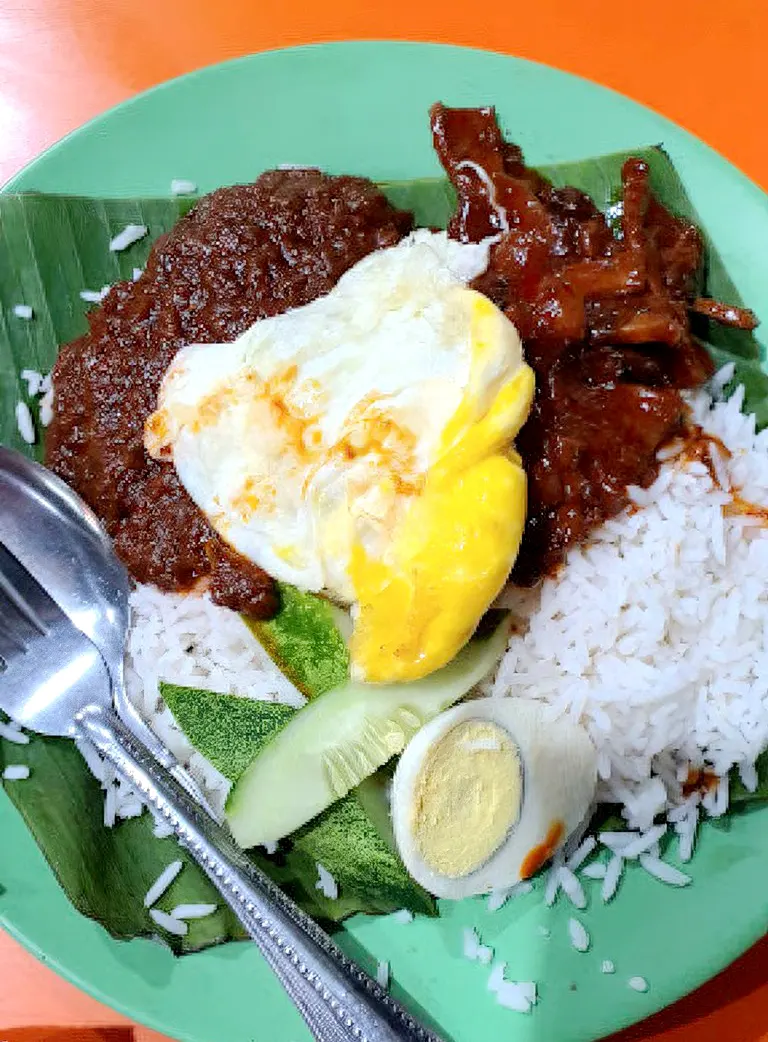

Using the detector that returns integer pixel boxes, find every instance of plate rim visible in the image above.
[2,39,768,1042]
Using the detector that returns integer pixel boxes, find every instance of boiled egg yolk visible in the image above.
[145,230,534,683]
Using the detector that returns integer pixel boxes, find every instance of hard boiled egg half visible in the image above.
[145,230,534,683]
[391,700,597,898]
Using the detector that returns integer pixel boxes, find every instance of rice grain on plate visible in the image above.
[492,384,768,832]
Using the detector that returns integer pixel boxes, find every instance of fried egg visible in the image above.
[145,230,534,682]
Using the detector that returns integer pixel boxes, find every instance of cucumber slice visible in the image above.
[244,583,350,699]
[226,615,510,849]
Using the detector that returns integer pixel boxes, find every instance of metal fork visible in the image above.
[0,445,221,821]
[0,541,444,1042]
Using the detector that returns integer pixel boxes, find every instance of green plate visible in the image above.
[3,40,768,1042]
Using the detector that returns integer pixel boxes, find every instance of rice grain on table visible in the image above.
[13,304,33,320]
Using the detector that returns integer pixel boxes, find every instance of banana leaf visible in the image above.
[0,148,764,954]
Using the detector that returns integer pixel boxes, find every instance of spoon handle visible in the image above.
[75,703,444,1042]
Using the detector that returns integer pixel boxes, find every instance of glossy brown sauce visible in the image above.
[430,104,755,585]
[45,171,412,614]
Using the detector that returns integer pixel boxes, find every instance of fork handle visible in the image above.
[74,703,444,1042]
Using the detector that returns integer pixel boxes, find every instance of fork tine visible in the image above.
[0,542,59,634]
[0,588,37,665]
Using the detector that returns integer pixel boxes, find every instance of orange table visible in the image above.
[1,2,767,1040]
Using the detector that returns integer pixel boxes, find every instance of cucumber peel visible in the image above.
[244,582,350,699]
[162,683,435,920]
[226,614,510,849]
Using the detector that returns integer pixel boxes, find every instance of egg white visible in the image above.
[146,231,499,594]
[145,229,532,681]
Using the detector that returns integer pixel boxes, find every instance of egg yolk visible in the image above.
[410,720,523,877]
[350,293,535,682]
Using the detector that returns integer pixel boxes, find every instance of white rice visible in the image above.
[392,909,414,924]
[80,286,111,304]
[376,960,390,989]
[463,927,493,964]
[557,865,587,909]
[566,836,596,872]
[463,927,480,960]
[601,960,616,974]
[144,859,183,908]
[581,862,606,880]
[488,880,532,911]
[132,267,144,282]
[638,854,691,887]
[568,917,590,952]
[491,380,768,832]
[152,818,175,840]
[315,862,338,900]
[20,369,42,395]
[170,903,217,920]
[617,825,667,860]
[13,305,33,320]
[3,765,29,780]
[171,179,197,196]
[149,908,188,936]
[15,401,35,444]
[488,964,537,1013]
[39,387,54,427]
[543,851,564,906]
[120,583,303,818]
[109,224,147,252]
[0,721,29,745]
[601,855,624,903]
[628,976,649,993]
